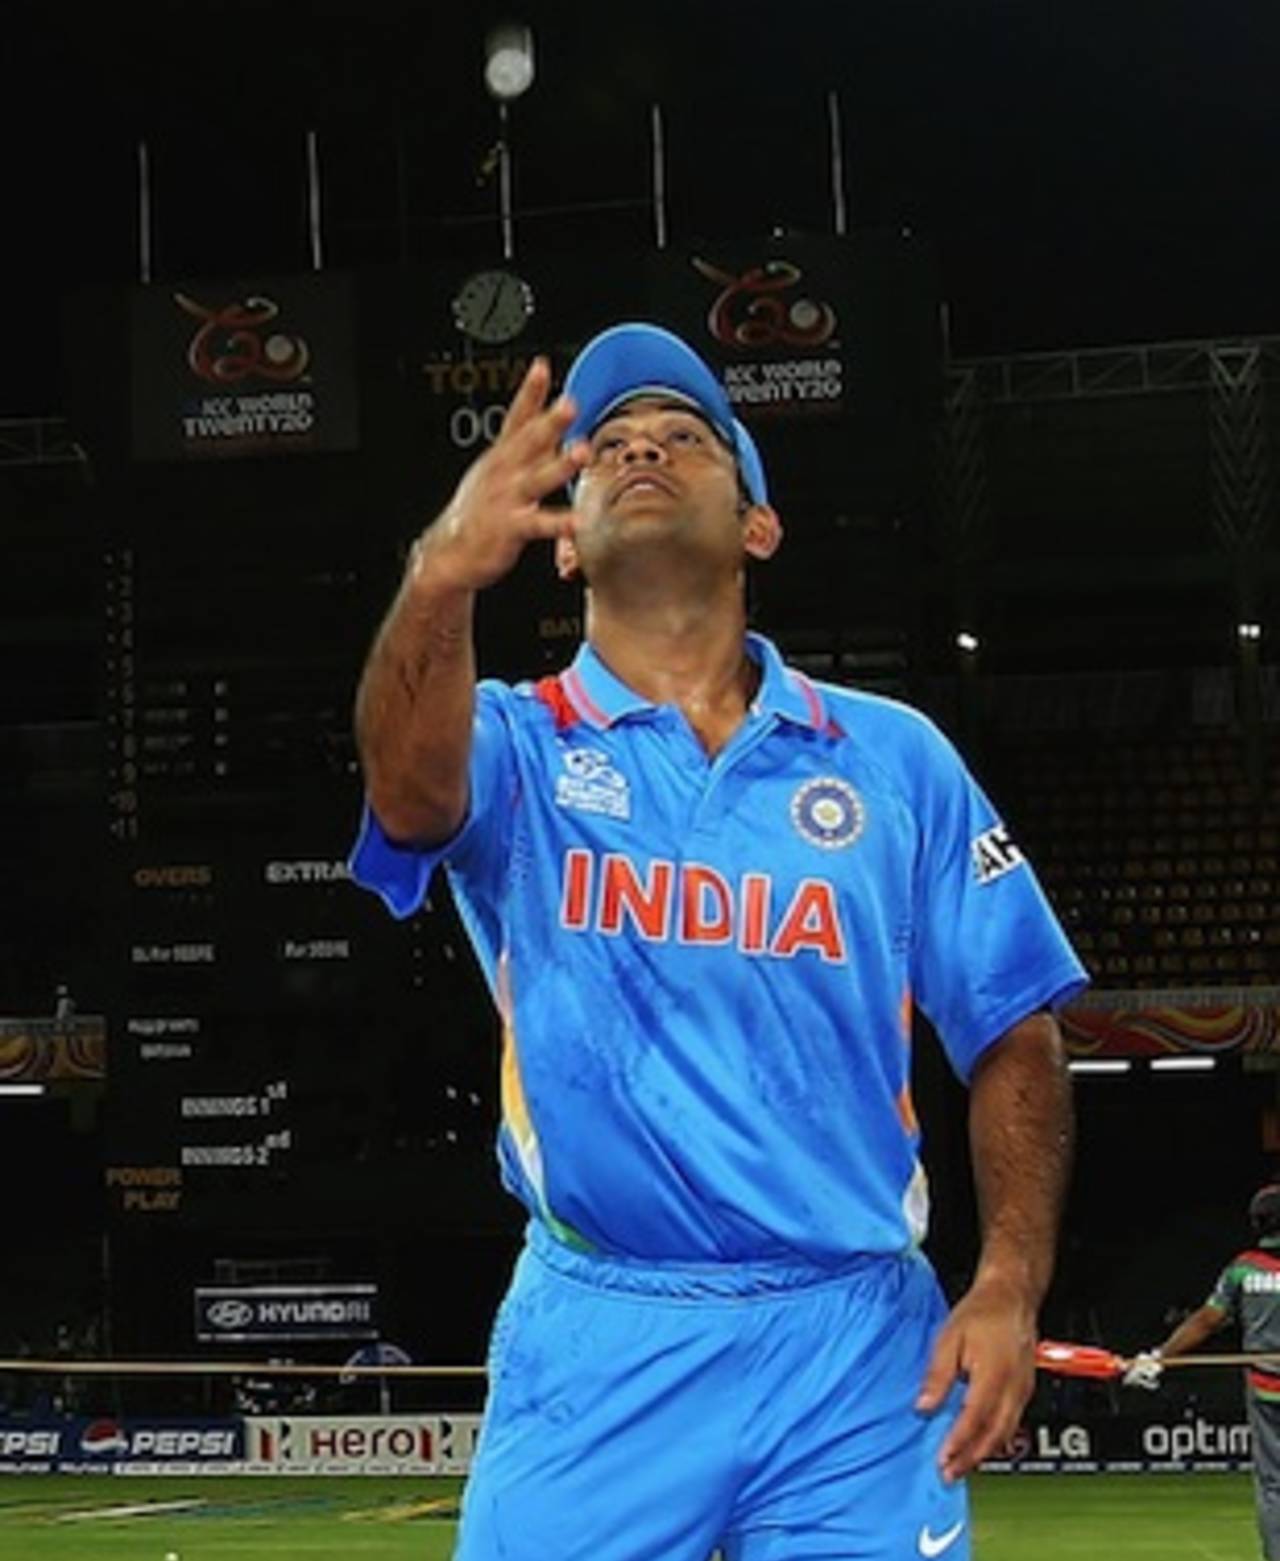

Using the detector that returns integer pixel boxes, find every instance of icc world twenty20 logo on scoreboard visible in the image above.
[694,257,837,351]
[130,272,358,461]
[175,292,311,386]
[688,252,845,418]
[171,290,316,453]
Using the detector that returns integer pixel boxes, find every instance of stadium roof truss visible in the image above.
[955,335,1280,405]
[0,416,87,468]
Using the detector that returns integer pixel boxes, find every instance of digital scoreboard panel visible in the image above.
[101,525,506,1234]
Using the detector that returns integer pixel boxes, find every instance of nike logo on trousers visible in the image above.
[918,1519,965,1557]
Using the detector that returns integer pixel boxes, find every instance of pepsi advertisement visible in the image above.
[0,1417,244,1472]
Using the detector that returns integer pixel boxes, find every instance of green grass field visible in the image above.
[0,1473,1261,1558]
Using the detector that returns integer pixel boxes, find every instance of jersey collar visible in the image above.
[560,632,828,732]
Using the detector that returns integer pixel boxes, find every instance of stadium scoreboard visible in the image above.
[100,526,500,1231]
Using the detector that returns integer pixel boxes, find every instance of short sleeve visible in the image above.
[348,680,518,919]
[906,718,1088,1080]
[1207,1260,1243,1322]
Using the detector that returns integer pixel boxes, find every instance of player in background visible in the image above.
[1126,1183,1280,1560]
[351,323,1087,1560]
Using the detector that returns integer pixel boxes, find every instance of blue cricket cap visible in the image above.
[563,323,768,504]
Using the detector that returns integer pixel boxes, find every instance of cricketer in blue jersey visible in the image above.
[352,323,1086,1561]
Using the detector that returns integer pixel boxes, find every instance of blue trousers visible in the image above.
[455,1224,969,1561]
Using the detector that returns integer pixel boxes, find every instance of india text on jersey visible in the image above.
[557,848,848,963]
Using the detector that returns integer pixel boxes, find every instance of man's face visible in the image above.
[567,396,746,582]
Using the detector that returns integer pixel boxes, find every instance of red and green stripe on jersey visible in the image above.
[1211,1247,1280,1398]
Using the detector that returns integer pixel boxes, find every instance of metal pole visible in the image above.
[395,125,410,265]
[101,1231,119,1418]
[0,1357,487,1378]
[137,140,153,284]
[306,129,324,271]
[827,90,848,237]
[651,103,668,250]
[498,102,515,261]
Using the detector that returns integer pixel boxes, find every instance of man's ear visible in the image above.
[742,503,783,561]
[555,531,581,580]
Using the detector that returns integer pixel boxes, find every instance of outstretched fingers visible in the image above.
[500,356,555,436]
[521,441,590,505]
[521,502,578,544]
[416,358,586,591]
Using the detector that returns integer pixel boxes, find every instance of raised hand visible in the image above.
[421,357,589,593]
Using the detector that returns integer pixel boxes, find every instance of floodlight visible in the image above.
[485,24,534,100]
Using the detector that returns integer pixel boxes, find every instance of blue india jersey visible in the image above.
[351,632,1086,1265]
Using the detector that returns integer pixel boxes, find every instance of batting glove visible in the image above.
[1122,1350,1164,1390]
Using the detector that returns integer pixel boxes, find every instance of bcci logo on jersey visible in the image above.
[790,778,865,850]
[556,748,631,821]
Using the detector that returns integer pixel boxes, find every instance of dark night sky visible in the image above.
[3,0,1280,412]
